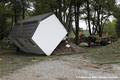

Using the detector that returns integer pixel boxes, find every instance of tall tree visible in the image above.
[113,4,120,38]
[32,0,52,15]
[73,0,85,45]
[83,0,116,37]
[32,0,86,44]
[73,0,80,45]
[33,0,75,36]
[86,0,91,35]
[10,0,27,23]
[0,1,13,40]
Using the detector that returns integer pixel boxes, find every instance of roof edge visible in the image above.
[40,12,53,21]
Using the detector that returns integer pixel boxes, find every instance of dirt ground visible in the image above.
[0,54,120,80]
[0,41,120,80]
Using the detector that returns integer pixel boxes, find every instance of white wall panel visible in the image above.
[32,14,67,56]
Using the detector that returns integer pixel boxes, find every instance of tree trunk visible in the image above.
[14,5,17,23]
[67,11,72,36]
[75,0,80,45]
[87,0,91,35]
[22,6,25,19]
[57,0,62,23]
[10,16,14,31]
[96,5,102,37]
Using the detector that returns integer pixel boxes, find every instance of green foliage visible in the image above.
[116,19,120,38]
[104,20,116,36]
[113,4,120,38]
[0,2,13,40]
[0,0,119,42]
[32,0,53,15]
[0,0,30,40]
[113,4,120,19]
[0,39,13,49]
[83,0,116,36]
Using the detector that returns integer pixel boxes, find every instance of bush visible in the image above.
[0,39,15,49]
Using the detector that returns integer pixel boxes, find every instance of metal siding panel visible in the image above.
[13,38,44,55]
[9,13,53,38]
[9,22,38,38]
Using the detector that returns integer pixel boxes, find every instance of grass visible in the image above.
[0,39,120,77]
[0,49,85,77]
[0,50,53,77]
[83,40,120,64]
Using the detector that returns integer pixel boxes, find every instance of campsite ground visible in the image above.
[0,40,120,80]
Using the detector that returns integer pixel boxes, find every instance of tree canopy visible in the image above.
[0,0,120,44]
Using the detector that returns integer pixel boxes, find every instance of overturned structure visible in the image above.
[9,13,67,56]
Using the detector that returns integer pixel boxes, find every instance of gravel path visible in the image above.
[0,59,120,80]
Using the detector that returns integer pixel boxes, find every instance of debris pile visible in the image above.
[52,41,86,55]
